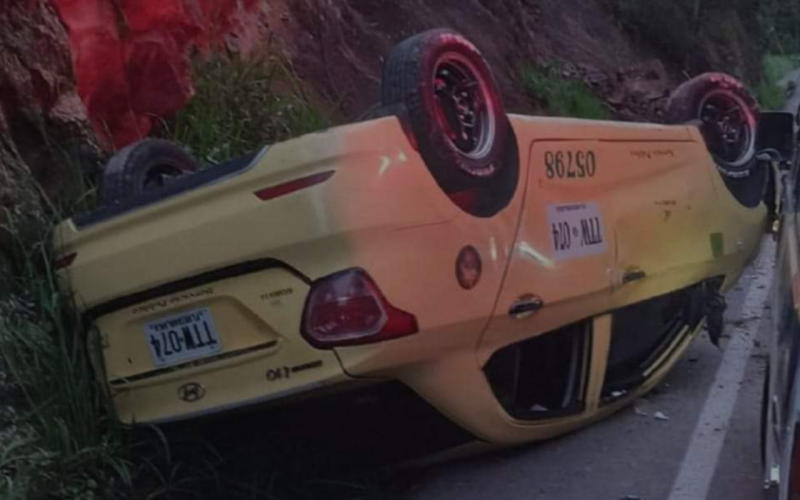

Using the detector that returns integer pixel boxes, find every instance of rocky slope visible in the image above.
[0,0,767,261]
[0,0,99,283]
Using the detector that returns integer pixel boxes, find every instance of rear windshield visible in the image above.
[73,148,265,229]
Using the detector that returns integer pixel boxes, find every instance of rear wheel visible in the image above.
[382,30,512,188]
[381,29,519,217]
[99,139,199,206]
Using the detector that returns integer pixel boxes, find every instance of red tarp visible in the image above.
[51,0,261,149]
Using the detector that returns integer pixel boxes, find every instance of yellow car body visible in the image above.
[54,114,765,444]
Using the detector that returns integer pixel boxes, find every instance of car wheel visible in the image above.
[381,29,511,191]
[666,73,759,178]
[99,139,199,206]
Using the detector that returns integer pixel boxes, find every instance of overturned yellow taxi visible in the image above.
[54,29,767,446]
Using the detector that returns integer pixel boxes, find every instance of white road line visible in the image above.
[668,246,773,500]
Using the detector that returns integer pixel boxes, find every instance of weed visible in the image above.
[754,54,798,110]
[161,54,328,165]
[0,52,384,500]
[0,176,133,499]
[520,65,611,120]
[757,0,800,53]
[0,126,378,500]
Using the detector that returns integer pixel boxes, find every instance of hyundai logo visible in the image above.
[177,382,206,403]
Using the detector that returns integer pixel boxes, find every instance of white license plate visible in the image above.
[144,308,222,367]
[546,202,607,261]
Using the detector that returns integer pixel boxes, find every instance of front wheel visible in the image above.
[666,73,759,178]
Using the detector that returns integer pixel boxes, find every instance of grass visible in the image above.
[520,65,611,120]
[0,188,382,500]
[0,176,135,499]
[754,53,799,110]
[161,54,328,165]
[757,0,800,54]
[0,60,378,499]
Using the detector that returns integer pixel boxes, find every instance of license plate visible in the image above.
[546,202,607,261]
[144,308,222,367]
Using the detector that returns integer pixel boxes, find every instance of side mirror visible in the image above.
[756,111,796,163]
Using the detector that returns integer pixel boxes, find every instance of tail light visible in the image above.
[301,269,418,348]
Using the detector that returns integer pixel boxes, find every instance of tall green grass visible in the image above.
[521,65,611,120]
[755,53,798,110]
[0,51,395,499]
[162,55,328,165]
[0,190,134,499]
[0,62,374,498]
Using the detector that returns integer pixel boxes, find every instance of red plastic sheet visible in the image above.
[51,0,259,149]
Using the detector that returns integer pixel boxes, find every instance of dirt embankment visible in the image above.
[0,0,100,281]
[274,0,762,122]
[275,0,660,119]
[0,1,765,229]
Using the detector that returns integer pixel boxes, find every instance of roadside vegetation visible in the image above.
[754,0,800,110]
[520,64,611,120]
[755,54,798,110]
[0,162,135,499]
[161,55,328,165]
[0,57,375,500]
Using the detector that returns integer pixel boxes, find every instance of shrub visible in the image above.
[755,53,798,110]
[520,65,611,120]
[162,55,328,165]
[0,193,133,499]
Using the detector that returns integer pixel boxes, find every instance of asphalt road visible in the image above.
[395,240,775,500]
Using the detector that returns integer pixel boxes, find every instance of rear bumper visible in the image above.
[109,341,350,424]
[89,261,349,425]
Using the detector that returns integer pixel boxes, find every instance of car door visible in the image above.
[610,141,720,300]
[479,138,617,357]
[603,140,719,397]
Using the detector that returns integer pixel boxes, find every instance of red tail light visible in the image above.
[301,269,418,348]
[54,252,77,270]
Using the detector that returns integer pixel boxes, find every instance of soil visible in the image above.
[263,0,759,124]
[0,0,768,297]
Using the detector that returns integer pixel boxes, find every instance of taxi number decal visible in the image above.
[546,202,607,260]
[545,150,597,179]
[266,361,323,382]
[266,366,291,382]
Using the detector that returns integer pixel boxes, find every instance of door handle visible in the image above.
[509,294,544,319]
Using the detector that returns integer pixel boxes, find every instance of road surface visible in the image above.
[394,240,775,500]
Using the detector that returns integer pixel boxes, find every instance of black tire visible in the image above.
[666,72,759,178]
[381,29,510,191]
[99,139,199,206]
